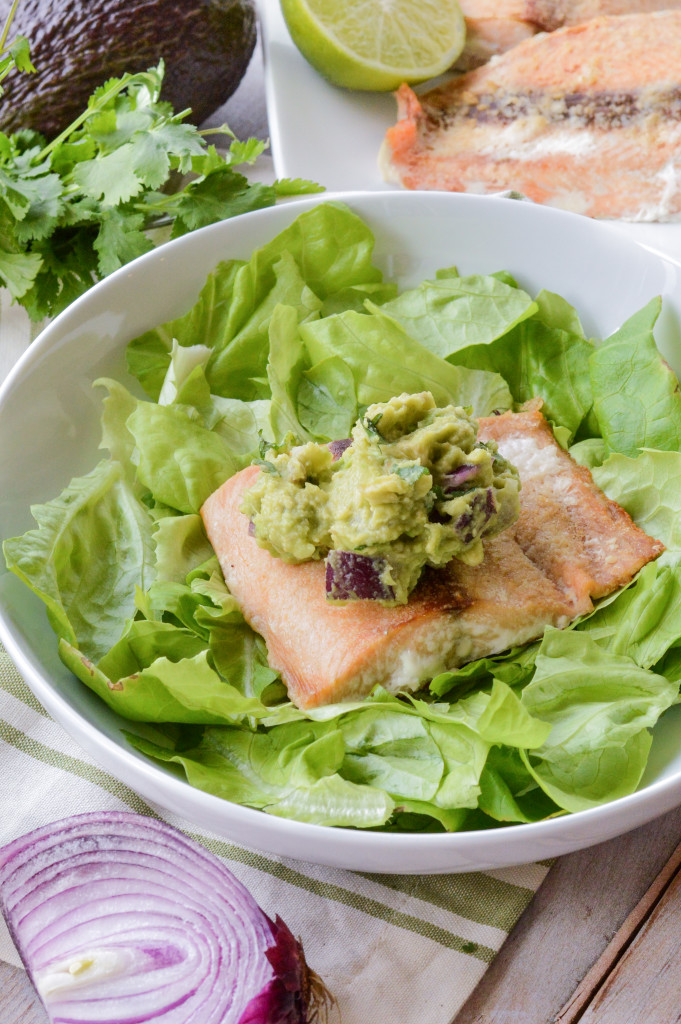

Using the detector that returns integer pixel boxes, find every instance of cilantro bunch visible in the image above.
[0,60,321,321]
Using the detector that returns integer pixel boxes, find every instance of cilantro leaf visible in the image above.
[9,35,35,74]
[0,246,41,297]
[93,209,154,277]
[394,463,430,485]
[72,144,146,206]
[226,137,267,166]
[170,166,276,238]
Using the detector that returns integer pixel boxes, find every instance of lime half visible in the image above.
[279,0,467,91]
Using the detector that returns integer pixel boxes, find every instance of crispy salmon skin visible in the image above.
[382,11,681,220]
[200,410,662,709]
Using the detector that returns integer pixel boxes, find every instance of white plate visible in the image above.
[2,191,681,873]
[258,0,681,263]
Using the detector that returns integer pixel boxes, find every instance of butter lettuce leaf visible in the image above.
[533,289,586,336]
[577,561,681,669]
[576,449,681,668]
[152,514,215,585]
[3,460,155,661]
[266,304,315,442]
[376,272,537,358]
[297,355,358,441]
[520,629,678,812]
[590,298,681,456]
[127,402,239,513]
[127,721,395,828]
[456,318,594,442]
[592,449,681,565]
[60,639,273,725]
[127,258,245,400]
[301,308,511,416]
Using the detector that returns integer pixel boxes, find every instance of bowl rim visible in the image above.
[2,187,681,868]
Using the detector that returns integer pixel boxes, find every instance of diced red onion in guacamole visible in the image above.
[441,464,479,492]
[454,488,497,543]
[325,550,395,602]
[327,438,352,461]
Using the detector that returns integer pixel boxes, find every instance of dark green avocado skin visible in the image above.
[0,0,257,135]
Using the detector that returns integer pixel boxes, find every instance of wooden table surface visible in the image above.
[4,30,681,1024]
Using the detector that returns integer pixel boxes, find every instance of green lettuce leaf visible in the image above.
[266,303,315,442]
[532,289,585,335]
[300,308,512,416]
[205,253,322,401]
[127,258,245,399]
[589,298,681,455]
[127,402,239,513]
[60,639,272,725]
[569,437,610,470]
[127,720,395,827]
[520,629,678,812]
[592,449,681,565]
[578,561,681,669]
[3,460,155,661]
[297,355,357,441]
[152,514,215,584]
[376,272,537,358]
[456,318,594,442]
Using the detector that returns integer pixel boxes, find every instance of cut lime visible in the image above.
[279,0,467,92]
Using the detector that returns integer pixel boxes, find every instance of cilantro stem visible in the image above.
[0,0,21,53]
[36,70,158,163]
[199,126,236,138]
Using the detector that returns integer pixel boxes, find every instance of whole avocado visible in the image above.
[0,0,257,136]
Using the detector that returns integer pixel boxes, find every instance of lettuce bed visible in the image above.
[5,201,681,832]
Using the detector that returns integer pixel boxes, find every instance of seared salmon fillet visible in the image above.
[479,409,664,604]
[456,1,681,69]
[382,11,681,220]
[201,411,662,708]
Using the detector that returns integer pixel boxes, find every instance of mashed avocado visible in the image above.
[241,392,520,605]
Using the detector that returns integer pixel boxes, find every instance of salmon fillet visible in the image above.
[456,2,681,69]
[382,11,681,220]
[457,2,536,72]
[200,410,662,708]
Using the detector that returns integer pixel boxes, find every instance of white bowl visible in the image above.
[2,191,681,874]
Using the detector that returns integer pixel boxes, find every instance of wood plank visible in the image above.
[451,805,681,1024]
[555,836,681,1023]
[561,838,681,1023]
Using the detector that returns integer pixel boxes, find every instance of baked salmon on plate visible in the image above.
[381,11,681,220]
[456,1,681,69]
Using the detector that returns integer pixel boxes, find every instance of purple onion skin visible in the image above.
[239,917,308,1024]
[441,464,479,492]
[327,438,352,461]
[0,811,314,1024]
[326,550,394,602]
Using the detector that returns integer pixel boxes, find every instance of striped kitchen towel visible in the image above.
[0,644,550,1024]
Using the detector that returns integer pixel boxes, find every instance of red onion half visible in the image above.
[0,811,328,1024]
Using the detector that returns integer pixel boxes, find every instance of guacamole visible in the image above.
[241,392,520,605]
